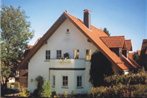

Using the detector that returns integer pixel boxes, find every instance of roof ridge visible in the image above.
[100,36,125,38]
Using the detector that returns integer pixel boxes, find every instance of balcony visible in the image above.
[46,59,90,68]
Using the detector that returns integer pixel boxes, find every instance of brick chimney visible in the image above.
[83,9,90,28]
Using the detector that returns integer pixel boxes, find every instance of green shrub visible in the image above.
[19,88,29,97]
[104,71,147,85]
[91,84,147,97]
[32,76,44,97]
[41,80,51,97]
[133,84,147,97]
[91,71,147,97]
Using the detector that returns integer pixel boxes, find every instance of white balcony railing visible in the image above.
[46,59,90,68]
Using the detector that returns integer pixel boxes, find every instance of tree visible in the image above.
[1,6,33,84]
[103,28,110,36]
[41,80,51,97]
[90,51,113,87]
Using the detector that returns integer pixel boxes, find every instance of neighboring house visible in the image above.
[18,45,33,88]
[19,10,139,94]
[139,39,147,70]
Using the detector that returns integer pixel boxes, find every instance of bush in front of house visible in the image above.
[104,71,147,86]
[91,84,147,97]
[90,51,113,87]
[91,71,147,97]
[19,88,29,97]
[30,76,51,98]
[41,80,51,97]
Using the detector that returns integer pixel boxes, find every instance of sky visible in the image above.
[2,0,147,51]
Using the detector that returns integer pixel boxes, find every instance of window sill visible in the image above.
[77,86,83,89]
[44,59,50,62]
[61,86,68,89]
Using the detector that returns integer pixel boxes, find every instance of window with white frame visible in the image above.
[46,50,50,60]
[74,49,79,59]
[52,75,55,88]
[77,76,82,87]
[63,76,68,87]
[86,49,91,60]
[57,50,62,59]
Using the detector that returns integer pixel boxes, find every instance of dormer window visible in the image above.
[57,50,62,59]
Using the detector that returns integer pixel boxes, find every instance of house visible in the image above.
[139,39,147,70]
[18,45,33,88]
[19,10,139,94]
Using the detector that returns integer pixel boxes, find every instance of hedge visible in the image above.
[91,84,147,97]
[91,71,147,97]
[104,71,147,86]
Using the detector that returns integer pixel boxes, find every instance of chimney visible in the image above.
[83,9,90,28]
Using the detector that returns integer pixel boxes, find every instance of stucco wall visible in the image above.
[28,19,97,93]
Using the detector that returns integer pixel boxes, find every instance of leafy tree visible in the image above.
[1,65,11,83]
[1,6,33,84]
[41,80,51,97]
[90,51,113,87]
[133,52,139,62]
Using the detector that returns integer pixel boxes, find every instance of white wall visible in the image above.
[45,19,97,59]
[28,18,98,93]
[50,69,85,94]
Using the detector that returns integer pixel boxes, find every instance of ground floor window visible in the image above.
[77,76,82,87]
[52,75,55,88]
[63,76,68,87]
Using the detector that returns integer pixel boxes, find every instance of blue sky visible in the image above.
[2,0,147,51]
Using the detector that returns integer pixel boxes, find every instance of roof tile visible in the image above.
[100,36,125,48]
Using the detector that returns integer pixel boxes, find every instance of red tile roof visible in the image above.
[64,12,128,70]
[128,53,141,68]
[100,36,125,48]
[19,11,135,71]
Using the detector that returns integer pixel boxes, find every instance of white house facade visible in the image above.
[28,16,97,94]
[19,10,140,95]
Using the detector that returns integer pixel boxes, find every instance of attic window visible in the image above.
[66,29,70,34]
[67,29,69,32]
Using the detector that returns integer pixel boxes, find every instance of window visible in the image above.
[52,75,55,88]
[86,49,91,60]
[67,29,69,32]
[57,50,62,59]
[74,49,79,59]
[63,76,68,87]
[77,76,82,87]
[66,29,70,34]
[46,50,50,60]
